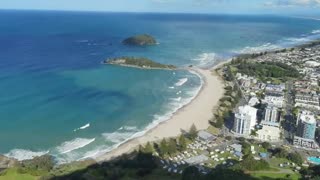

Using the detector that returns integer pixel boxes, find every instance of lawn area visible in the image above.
[207,126,220,135]
[0,168,37,180]
[251,172,301,180]
[268,158,292,169]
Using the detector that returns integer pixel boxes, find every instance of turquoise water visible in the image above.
[308,157,320,165]
[0,10,320,163]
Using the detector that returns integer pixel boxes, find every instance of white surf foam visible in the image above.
[235,30,320,55]
[172,97,182,102]
[192,52,219,67]
[56,138,96,154]
[5,149,49,161]
[102,131,136,144]
[233,43,281,54]
[74,123,90,132]
[142,70,203,137]
[312,30,320,34]
[175,78,188,87]
[118,126,138,131]
[81,71,204,162]
[76,40,89,43]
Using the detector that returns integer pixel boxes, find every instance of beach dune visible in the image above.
[96,67,225,162]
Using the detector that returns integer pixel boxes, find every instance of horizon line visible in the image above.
[0,8,313,17]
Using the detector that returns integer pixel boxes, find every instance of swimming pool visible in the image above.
[308,157,320,165]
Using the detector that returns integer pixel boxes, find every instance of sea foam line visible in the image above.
[233,31,320,55]
[74,123,90,132]
[5,149,49,161]
[79,71,204,161]
[175,78,188,86]
[56,138,96,154]
[192,52,220,68]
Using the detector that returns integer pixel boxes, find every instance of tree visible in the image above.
[159,139,168,157]
[273,148,288,158]
[19,155,55,176]
[238,137,246,142]
[213,117,224,128]
[179,134,187,151]
[287,152,303,164]
[240,141,251,155]
[250,130,258,137]
[239,155,270,171]
[189,124,198,140]
[168,138,177,155]
[261,142,271,150]
[182,166,200,180]
[225,136,232,141]
[143,142,154,154]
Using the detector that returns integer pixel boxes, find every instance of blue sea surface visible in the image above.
[0,10,320,163]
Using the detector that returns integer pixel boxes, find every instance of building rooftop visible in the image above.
[184,155,209,165]
[230,144,242,152]
[300,111,316,124]
[197,130,216,141]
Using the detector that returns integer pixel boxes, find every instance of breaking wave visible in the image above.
[5,149,49,161]
[192,52,220,68]
[312,29,320,34]
[233,30,320,55]
[175,78,188,86]
[56,138,96,154]
[74,123,90,132]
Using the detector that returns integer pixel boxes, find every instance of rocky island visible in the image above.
[103,57,176,70]
[122,34,157,46]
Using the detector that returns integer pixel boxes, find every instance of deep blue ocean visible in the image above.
[0,10,319,163]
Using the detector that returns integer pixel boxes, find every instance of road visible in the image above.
[283,81,296,145]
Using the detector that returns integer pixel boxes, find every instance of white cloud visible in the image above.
[151,0,230,4]
[150,0,175,3]
[264,0,320,7]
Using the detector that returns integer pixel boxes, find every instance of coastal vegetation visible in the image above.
[122,34,157,46]
[0,127,312,180]
[210,82,241,129]
[231,59,300,81]
[104,56,176,70]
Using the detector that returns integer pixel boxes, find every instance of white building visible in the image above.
[295,94,320,110]
[265,84,285,94]
[232,105,257,136]
[248,96,259,107]
[256,125,281,142]
[305,61,320,67]
[263,95,284,108]
[261,106,280,127]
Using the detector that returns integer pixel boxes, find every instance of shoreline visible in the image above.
[95,63,226,162]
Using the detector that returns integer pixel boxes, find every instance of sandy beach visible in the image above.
[96,65,225,162]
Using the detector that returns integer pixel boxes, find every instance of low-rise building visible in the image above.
[248,96,259,107]
[185,155,209,165]
[256,125,281,142]
[197,130,216,142]
[263,95,284,108]
[230,144,242,153]
[295,94,320,110]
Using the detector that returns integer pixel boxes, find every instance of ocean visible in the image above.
[0,10,319,163]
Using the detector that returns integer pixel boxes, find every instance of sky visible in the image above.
[0,0,319,15]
